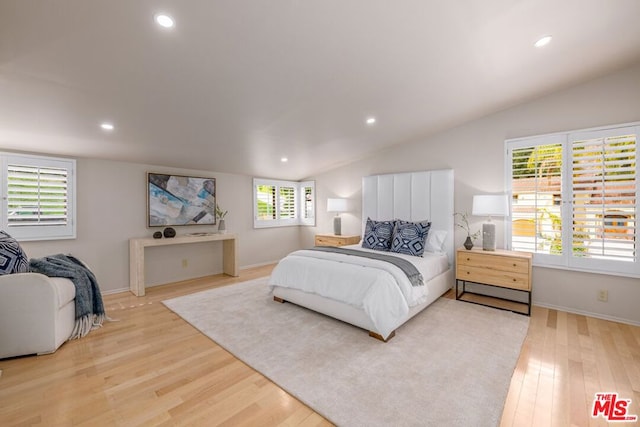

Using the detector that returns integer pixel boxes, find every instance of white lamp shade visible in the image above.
[327,198,348,213]
[472,194,508,217]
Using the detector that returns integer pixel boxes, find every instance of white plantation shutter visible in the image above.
[507,123,639,277]
[256,184,276,221]
[510,139,564,260]
[300,181,315,226]
[2,153,76,241]
[279,186,296,219]
[570,128,637,272]
[7,165,68,226]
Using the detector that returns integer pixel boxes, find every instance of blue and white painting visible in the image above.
[147,173,216,226]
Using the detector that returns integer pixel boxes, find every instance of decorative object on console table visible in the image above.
[215,204,228,233]
[153,231,162,239]
[327,198,348,235]
[163,227,176,238]
[472,194,508,251]
[315,234,360,247]
[454,212,480,250]
[455,248,532,315]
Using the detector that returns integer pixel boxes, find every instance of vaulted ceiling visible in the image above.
[1,1,639,180]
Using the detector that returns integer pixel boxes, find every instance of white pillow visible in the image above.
[425,230,447,253]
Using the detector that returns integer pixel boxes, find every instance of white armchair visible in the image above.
[0,273,76,359]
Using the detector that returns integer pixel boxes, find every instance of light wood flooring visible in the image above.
[1,264,638,426]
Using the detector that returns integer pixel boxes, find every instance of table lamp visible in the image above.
[327,198,348,236]
[472,194,508,251]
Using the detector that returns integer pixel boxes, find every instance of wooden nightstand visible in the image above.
[456,248,532,315]
[315,234,361,247]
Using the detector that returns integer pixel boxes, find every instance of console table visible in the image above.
[129,233,238,296]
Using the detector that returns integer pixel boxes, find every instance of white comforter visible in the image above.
[268,246,448,338]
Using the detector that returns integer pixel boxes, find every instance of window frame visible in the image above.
[1,152,77,241]
[505,122,639,278]
[253,178,315,228]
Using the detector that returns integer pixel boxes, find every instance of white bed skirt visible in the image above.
[271,268,454,339]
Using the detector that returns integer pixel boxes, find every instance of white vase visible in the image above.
[218,219,226,233]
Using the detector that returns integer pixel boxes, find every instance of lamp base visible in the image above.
[482,222,496,251]
[333,215,342,236]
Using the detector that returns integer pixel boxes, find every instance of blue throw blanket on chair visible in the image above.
[29,254,106,339]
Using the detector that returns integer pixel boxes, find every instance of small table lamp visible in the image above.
[327,198,348,236]
[472,194,508,251]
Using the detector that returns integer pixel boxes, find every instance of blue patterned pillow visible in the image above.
[390,220,432,257]
[0,231,29,275]
[362,218,395,251]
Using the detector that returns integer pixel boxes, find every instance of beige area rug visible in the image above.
[163,277,529,427]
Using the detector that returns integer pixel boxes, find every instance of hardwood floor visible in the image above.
[1,265,638,426]
[499,302,640,427]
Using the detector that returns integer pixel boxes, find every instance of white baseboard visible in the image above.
[101,262,279,296]
[240,260,280,270]
[102,287,128,295]
[533,301,640,327]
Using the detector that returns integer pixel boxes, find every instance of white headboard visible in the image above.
[362,169,455,265]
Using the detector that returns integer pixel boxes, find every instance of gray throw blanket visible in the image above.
[29,254,106,340]
[309,246,424,286]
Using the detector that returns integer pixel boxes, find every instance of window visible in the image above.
[253,178,315,228]
[1,153,76,241]
[507,123,639,277]
[300,182,315,226]
[509,136,564,263]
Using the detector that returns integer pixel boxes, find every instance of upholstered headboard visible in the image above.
[362,169,455,265]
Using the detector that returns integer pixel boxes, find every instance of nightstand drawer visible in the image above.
[315,234,361,247]
[457,251,529,274]
[456,265,530,291]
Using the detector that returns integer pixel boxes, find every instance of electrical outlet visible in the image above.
[181,259,188,268]
[597,289,608,302]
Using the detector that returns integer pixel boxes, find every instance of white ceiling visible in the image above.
[1,1,639,180]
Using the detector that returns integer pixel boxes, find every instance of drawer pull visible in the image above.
[466,258,470,261]
[467,272,470,275]
[513,278,517,282]
[513,263,517,267]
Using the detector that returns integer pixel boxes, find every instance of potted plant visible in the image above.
[216,205,228,233]
[454,212,480,250]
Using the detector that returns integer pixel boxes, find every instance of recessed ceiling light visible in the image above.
[281,157,288,163]
[366,117,376,125]
[534,35,552,48]
[154,13,175,29]
[100,122,114,131]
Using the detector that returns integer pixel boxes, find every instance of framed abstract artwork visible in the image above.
[147,173,216,227]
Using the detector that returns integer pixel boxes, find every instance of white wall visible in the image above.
[306,60,640,325]
[20,159,300,293]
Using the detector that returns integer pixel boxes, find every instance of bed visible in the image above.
[268,169,454,341]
